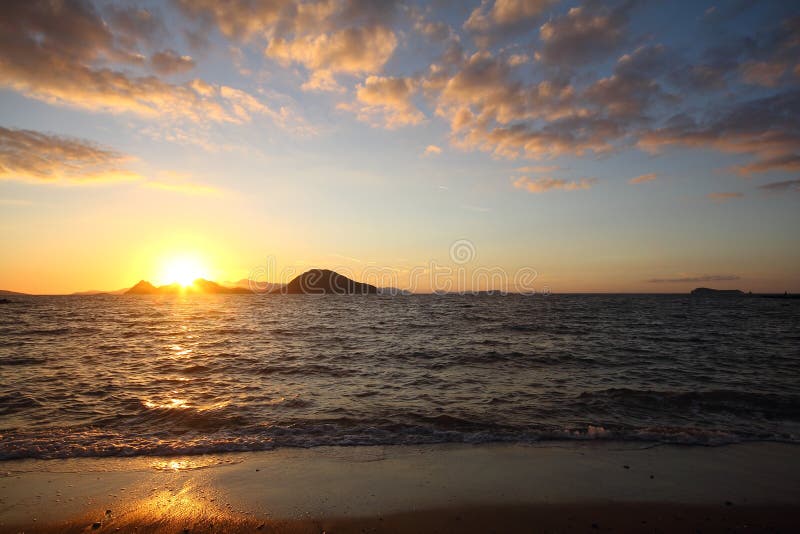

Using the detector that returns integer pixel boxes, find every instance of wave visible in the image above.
[1,422,796,460]
[0,355,48,366]
[0,394,42,416]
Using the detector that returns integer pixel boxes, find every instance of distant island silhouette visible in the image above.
[690,288,744,297]
[124,270,378,295]
[126,279,252,295]
[281,269,377,294]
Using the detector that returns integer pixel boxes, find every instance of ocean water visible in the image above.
[1,294,799,460]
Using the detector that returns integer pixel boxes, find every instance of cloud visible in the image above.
[513,176,597,193]
[430,11,798,166]
[423,145,442,156]
[707,192,743,202]
[732,154,800,176]
[342,76,424,128]
[639,91,800,176]
[758,178,800,192]
[174,0,290,42]
[629,172,657,184]
[516,165,560,173]
[740,60,789,87]
[177,0,400,89]
[0,126,226,196]
[507,53,530,67]
[0,126,139,184]
[410,7,453,42]
[0,1,214,121]
[432,50,597,159]
[0,0,308,130]
[465,0,557,46]
[266,25,397,80]
[647,274,740,283]
[149,49,196,75]
[220,86,277,123]
[585,45,675,118]
[537,2,633,65]
[301,70,344,92]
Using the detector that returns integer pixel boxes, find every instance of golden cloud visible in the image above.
[342,76,424,128]
[267,25,397,79]
[629,173,657,184]
[0,127,140,184]
[513,176,597,193]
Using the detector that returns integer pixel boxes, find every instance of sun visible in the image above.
[159,255,209,287]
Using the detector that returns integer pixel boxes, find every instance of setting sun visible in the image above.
[159,256,209,287]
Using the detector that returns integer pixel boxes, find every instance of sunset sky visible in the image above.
[1,0,798,294]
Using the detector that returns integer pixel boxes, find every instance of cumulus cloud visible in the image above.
[0,0,226,123]
[431,50,592,158]
[0,126,138,184]
[629,172,657,184]
[174,0,290,41]
[267,25,397,76]
[507,53,530,67]
[647,274,740,283]
[585,45,675,118]
[342,76,424,128]
[758,179,800,192]
[0,0,309,130]
[537,1,633,65]
[423,145,442,156]
[465,0,557,46]
[178,0,400,90]
[513,176,597,193]
[707,192,743,202]
[410,7,453,42]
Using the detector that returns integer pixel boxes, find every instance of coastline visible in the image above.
[2,441,799,533]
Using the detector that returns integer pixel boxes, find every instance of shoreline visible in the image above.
[2,441,799,532]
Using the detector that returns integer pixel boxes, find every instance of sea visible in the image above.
[1,294,799,460]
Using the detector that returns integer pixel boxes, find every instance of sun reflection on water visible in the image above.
[170,344,193,358]
[143,398,189,410]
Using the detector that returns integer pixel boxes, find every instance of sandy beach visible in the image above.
[1,441,798,533]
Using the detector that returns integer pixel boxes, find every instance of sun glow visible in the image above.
[159,255,209,286]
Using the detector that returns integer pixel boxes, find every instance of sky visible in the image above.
[0,0,799,294]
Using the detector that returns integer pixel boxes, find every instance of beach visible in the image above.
[2,441,798,532]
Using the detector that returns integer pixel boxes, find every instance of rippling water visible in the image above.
[1,294,799,459]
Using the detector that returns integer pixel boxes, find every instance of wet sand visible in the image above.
[1,441,799,533]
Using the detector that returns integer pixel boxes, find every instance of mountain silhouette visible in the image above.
[690,287,744,296]
[125,279,252,295]
[281,269,377,294]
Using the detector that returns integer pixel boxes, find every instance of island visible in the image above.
[123,270,378,295]
[125,279,251,295]
[690,287,744,297]
[280,269,378,294]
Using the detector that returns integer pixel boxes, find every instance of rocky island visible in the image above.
[280,269,378,294]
